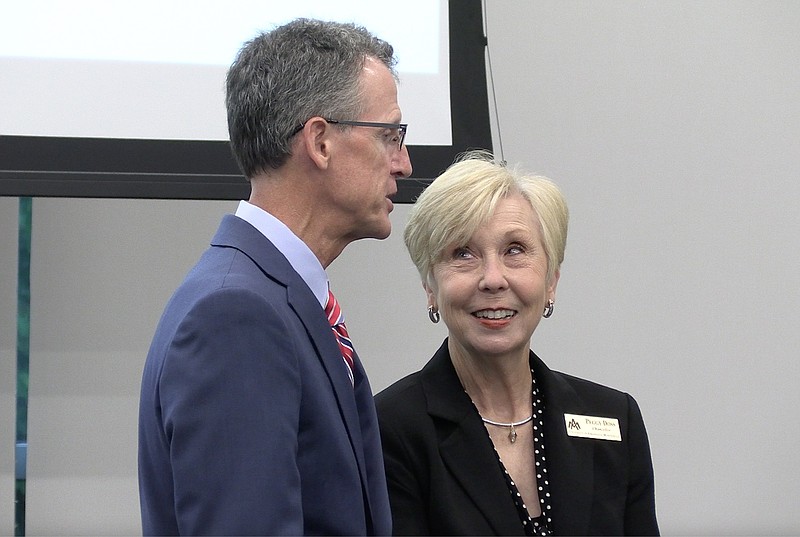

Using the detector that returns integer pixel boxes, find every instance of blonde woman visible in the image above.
[376,151,658,535]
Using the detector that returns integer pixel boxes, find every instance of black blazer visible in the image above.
[375,340,658,536]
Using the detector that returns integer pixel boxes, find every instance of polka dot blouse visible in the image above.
[487,369,553,536]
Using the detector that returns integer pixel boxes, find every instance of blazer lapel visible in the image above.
[211,215,372,502]
[532,352,594,536]
[287,286,378,505]
[421,341,526,536]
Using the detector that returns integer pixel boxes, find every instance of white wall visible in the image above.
[2,1,799,534]
[25,199,235,535]
[480,1,800,534]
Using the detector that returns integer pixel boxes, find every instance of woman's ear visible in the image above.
[422,279,436,309]
[547,268,560,301]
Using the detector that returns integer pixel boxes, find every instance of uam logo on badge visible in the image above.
[564,413,622,441]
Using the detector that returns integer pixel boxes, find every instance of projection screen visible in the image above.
[0,0,491,201]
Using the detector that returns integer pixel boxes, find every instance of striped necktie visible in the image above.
[325,289,355,385]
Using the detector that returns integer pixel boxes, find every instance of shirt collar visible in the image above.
[234,200,328,308]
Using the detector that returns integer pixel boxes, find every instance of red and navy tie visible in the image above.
[325,289,355,385]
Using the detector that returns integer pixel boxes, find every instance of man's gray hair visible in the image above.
[226,18,396,178]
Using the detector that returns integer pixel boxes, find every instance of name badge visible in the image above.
[564,413,622,441]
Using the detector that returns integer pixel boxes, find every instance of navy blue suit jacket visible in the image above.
[139,214,391,535]
[376,340,659,536]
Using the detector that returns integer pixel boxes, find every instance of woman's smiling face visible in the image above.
[425,192,559,361]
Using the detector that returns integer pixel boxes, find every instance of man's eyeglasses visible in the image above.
[291,118,408,150]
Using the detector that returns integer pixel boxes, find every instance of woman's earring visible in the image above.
[428,306,440,324]
[542,299,554,318]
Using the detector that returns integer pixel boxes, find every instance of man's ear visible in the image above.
[302,117,332,170]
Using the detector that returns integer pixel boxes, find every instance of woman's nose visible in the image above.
[479,256,508,291]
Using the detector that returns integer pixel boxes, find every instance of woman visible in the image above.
[376,151,659,536]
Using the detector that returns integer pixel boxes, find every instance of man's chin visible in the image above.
[372,225,392,240]
[363,219,392,241]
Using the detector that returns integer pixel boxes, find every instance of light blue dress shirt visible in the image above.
[234,200,329,310]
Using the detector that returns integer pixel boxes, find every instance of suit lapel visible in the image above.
[419,341,597,536]
[532,352,594,536]
[211,215,374,514]
[286,286,377,512]
[421,341,526,536]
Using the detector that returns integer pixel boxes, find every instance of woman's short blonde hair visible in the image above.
[404,150,569,285]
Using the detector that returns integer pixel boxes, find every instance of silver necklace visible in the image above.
[481,415,533,443]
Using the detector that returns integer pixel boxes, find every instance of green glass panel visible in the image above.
[16,197,31,537]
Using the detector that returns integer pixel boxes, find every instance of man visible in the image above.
[138,19,412,535]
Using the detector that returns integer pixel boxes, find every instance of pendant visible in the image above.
[509,424,517,443]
